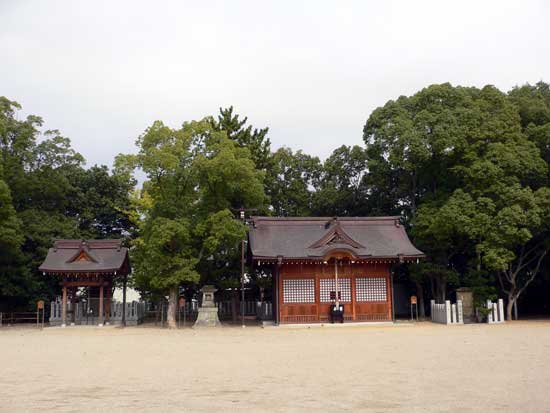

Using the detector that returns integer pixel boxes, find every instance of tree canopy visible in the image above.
[123,119,266,326]
[1,82,549,320]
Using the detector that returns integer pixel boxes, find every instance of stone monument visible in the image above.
[193,285,221,327]
[456,287,474,322]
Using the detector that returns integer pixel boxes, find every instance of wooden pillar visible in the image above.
[351,271,357,321]
[61,285,67,327]
[389,265,395,322]
[71,287,76,324]
[121,275,127,327]
[387,265,393,321]
[98,280,104,326]
[315,266,320,321]
[105,284,111,325]
[275,260,282,325]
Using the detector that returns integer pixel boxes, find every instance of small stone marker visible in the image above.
[456,288,474,322]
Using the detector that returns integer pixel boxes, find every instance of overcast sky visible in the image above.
[1,0,549,167]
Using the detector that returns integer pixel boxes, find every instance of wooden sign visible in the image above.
[178,297,186,308]
[410,296,417,305]
[37,300,45,310]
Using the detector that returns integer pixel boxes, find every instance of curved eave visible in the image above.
[251,254,425,262]
[40,268,126,275]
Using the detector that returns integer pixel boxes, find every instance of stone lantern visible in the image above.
[193,285,221,327]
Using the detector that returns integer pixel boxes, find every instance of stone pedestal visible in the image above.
[456,287,474,322]
[193,285,221,328]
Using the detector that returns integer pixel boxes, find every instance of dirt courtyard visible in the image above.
[1,322,549,412]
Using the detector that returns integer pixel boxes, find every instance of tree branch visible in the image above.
[516,249,549,298]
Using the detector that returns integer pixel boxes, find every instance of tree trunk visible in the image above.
[438,279,446,303]
[415,281,426,318]
[167,286,178,329]
[506,292,515,321]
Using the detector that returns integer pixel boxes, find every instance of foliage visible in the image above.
[0,97,135,308]
[2,81,550,318]
[211,106,271,171]
[312,145,368,216]
[123,118,266,324]
[0,178,33,304]
[363,83,550,315]
[266,147,321,216]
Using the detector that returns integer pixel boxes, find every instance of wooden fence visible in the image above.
[0,312,41,326]
[431,300,464,324]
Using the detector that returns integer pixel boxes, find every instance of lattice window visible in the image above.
[283,279,315,304]
[320,278,351,302]
[356,277,387,302]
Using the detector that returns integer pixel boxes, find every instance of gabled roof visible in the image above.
[39,239,130,274]
[308,221,364,249]
[248,216,424,261]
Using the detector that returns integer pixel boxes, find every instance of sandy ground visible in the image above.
[1,322,550,412]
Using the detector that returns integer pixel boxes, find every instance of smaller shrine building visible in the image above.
[249,217,424,324]
[39,239,130,326]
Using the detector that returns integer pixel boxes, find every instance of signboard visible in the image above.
[410,295,417,305]
[37,300,45,310]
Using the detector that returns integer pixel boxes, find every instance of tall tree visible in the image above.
[508,81,550,185]
[124,118,266,327]
[0,96,135,307]
[0,176,34,308]
[67,165,136,239]
[266,147,321,216]
[363,84,550,317]
[363,83,473,221]
[211,106,271,171]
[313,145,368,216]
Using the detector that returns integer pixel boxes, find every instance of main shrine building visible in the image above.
[249,217,424,324]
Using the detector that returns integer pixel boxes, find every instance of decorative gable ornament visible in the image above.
[309,221,364,249]
[66,242,99,264]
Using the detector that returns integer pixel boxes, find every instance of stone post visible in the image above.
[451,303,457,323]
[445,300,451,324]
[498,299,505,323]
[457,300,464,324]
[487,299,493,323]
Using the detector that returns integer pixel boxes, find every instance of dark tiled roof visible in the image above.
[248,217,424,260]
[39,239,130,274]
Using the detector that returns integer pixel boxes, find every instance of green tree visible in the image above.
[124,118,266,327]
[364,83,550,318]
[0,96,135,307]
[0,177,35,307]
[67,165,136,239]
[266,147,321,216]
[211,106,271,171]
[363,83,470,221]
[313,145,368,216]
[508,81,550,184]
